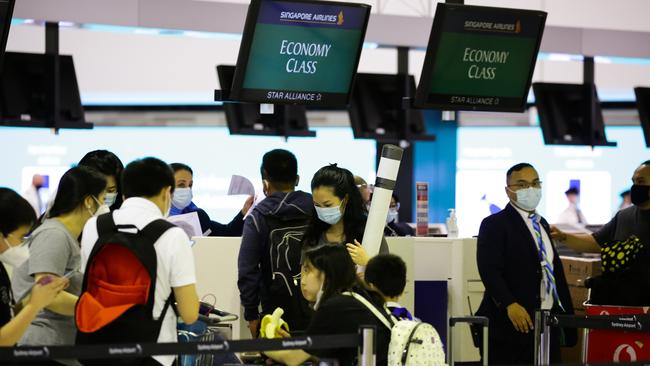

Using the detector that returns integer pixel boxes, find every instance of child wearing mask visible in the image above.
[12,166,106,366]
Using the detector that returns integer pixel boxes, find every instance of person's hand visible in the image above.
[29,277,68,311]
[248,318,260,338]
[241,195,255,215]
[550,226,567,242]
[507,303,533,333]
[346,240,369,266]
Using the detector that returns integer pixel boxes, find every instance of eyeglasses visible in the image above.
[507,181,542,190]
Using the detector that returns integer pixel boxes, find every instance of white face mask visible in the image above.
[104,192,118,207]
[90,196,110,217]
[0,237,29,268]
[172,188,193,210]
[513,187,542,212]
[386,208,399,224]
[315,203,343,225]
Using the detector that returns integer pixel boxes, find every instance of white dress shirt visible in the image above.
[511,203,555,310]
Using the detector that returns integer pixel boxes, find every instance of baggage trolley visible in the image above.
[448,316,488,366]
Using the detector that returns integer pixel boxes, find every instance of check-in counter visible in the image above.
[191,236,484,362]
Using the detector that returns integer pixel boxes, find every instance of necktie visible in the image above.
[576,207,583,224]
[529,213,564,310]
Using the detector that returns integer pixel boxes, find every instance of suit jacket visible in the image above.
[476,204,577,346]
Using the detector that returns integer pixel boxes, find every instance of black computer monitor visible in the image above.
[533,82,615,146]
[414,3,546,112]
[0,0,15,70]
[634,87,650,148]
[0,52,90,129]
[348,73,426,141]
[230,0,370,107]
[217,65,314,137]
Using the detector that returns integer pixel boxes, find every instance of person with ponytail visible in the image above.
[302,164,389,267]
[266,244,392,366]
[11,166,106,365]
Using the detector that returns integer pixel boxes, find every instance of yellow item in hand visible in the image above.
[260,307,290,338]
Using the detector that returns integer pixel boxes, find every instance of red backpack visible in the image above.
[75,213,176,365]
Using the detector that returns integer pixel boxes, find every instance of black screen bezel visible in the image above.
[230,0,371,107]
[414,3,547,113]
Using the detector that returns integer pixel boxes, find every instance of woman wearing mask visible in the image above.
[169,163,253,236]
[266,244,392,366]
[302,164,388,267]
[78,149,124,210]
[12,166,106,365]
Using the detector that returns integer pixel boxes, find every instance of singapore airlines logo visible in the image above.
[280,10,344,26]
[464,19,522,34]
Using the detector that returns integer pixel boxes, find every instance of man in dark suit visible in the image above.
[476,163,576,364]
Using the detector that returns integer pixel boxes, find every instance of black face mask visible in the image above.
[631,184,650,206]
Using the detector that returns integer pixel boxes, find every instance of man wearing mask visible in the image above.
[553,161,650,253]
[169,163,253,237]
[476,163,575,365]
[237,149,313,338]
[552,161,650,304]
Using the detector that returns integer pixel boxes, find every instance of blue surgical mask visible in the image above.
[104,192,118,207]
[172,188,193,210]
[387,208,399,224]
[315,203,343,225]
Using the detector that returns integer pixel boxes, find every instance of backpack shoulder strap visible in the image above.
[139,219,177,247]
[342,291,394,330]
[96,212,117,237]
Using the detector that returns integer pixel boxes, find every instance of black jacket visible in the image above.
[476,204,577,346]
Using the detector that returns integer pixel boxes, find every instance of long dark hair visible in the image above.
[49,166,107,218]
[302,244,383,307]
[302,164,367,246]
[78,150,124,209]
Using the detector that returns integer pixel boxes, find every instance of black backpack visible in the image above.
[75,213,176,365]
[263,214,313,332]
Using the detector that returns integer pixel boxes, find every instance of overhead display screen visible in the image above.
[230,0,370,107]
[414,3,546,112]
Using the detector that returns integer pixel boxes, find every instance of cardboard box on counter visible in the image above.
[561,256,601,287]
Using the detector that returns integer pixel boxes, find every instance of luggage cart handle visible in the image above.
[449,316,489,327]
[448,316,489,366]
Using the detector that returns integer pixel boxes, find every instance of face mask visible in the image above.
[513,187,542,212]
[387,208,399,224]
[0,237,29,268]
[89,196,109,217]
[315,203,343,225]
[104,192,118,207]
[172,188,193,210]
[631,184,650,206]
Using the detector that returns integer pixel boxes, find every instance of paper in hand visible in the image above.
[167,211,203,238]
[228,175,255,196]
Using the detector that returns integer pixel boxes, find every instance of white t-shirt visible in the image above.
[80,197,196,366]
[511,204,555,310]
